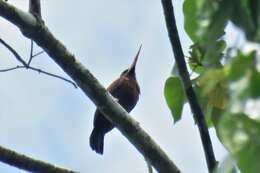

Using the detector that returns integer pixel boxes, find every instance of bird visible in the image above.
[90,45,142,154]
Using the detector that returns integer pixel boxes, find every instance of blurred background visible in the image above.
[0,1,239,172]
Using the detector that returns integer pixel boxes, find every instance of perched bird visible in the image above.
[90,46,141,154]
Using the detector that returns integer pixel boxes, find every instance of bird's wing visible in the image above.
[107,78,123,98]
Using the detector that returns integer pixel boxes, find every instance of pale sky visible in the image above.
[0,1,235,173]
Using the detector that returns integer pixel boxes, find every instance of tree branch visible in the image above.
[0,145,78,173]
[28,0,42,66]
[161,0,217,172]
[0,38,28,67]
[0,65,78,88]
[0,1,181,173]
[32,50,44,58]
[0,66,21,72]
[29,0,41,18]
[28,39,34,65]
[0,38,77,88]
[28,66,77,88]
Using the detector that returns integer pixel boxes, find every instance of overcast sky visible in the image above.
[0,1,240,173]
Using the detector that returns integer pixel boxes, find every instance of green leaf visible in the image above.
[249,71,260,98]
[198,68,229,109]
[230,0,258,42]
[188,43,205,74]
[183,0,229,42]
[187,40,226,74]
[193,79,225,127]
[249,0,260,28]
[228,52,254,81]
[183,0,199,42]
[193,83,212,127]
[210,107,224,127]
[215,51,260,172]
[203,40,227,66]
[218,113,260,173]
[183,0,230,41]
[227,51,260,119]
[164,76,186,123]
[248,0,260,42]
[184,0,229,66]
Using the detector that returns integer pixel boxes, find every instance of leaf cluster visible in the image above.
[164,0,260,172]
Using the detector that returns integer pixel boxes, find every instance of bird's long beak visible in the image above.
[127,44,142,74]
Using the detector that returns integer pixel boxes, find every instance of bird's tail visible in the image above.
[90,128,105,154]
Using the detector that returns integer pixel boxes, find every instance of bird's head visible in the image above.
[120,45,142,79]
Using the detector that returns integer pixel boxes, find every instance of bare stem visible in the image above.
[0,38,77,88]
[161,0,217,172]
[28,66,77,88]
[32,50,45,58]
[28,39,34,65]
[0,38,28,67]
[0,66,21,72]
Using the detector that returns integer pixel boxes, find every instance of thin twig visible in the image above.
[145,157,153,173]
[28,66,77,88]
[0,66,21,72]
[0,38,28,67]
[0,38,77,88]
[161,0,217,172]
[32,50,45,58]
[0,65,77,88]
[28,40,45,65]
[28,39,34,65]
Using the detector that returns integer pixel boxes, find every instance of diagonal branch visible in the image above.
[28,39,34,65]
[161,0,217,172]
[0,38,28,67]
[0,65,77,88]
[32,50,44,58]
[0,1,181,173]
[0,145,78,173]
[28,66,77,88]
[28,0,42,66]
[0,66,21,72]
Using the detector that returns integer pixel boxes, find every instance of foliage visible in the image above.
[164,76,186,123]
[164,0,260,172]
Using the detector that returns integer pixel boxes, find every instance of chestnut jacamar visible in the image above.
[90,46,141,154]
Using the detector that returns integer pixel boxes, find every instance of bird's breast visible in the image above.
[112,79,139,112]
